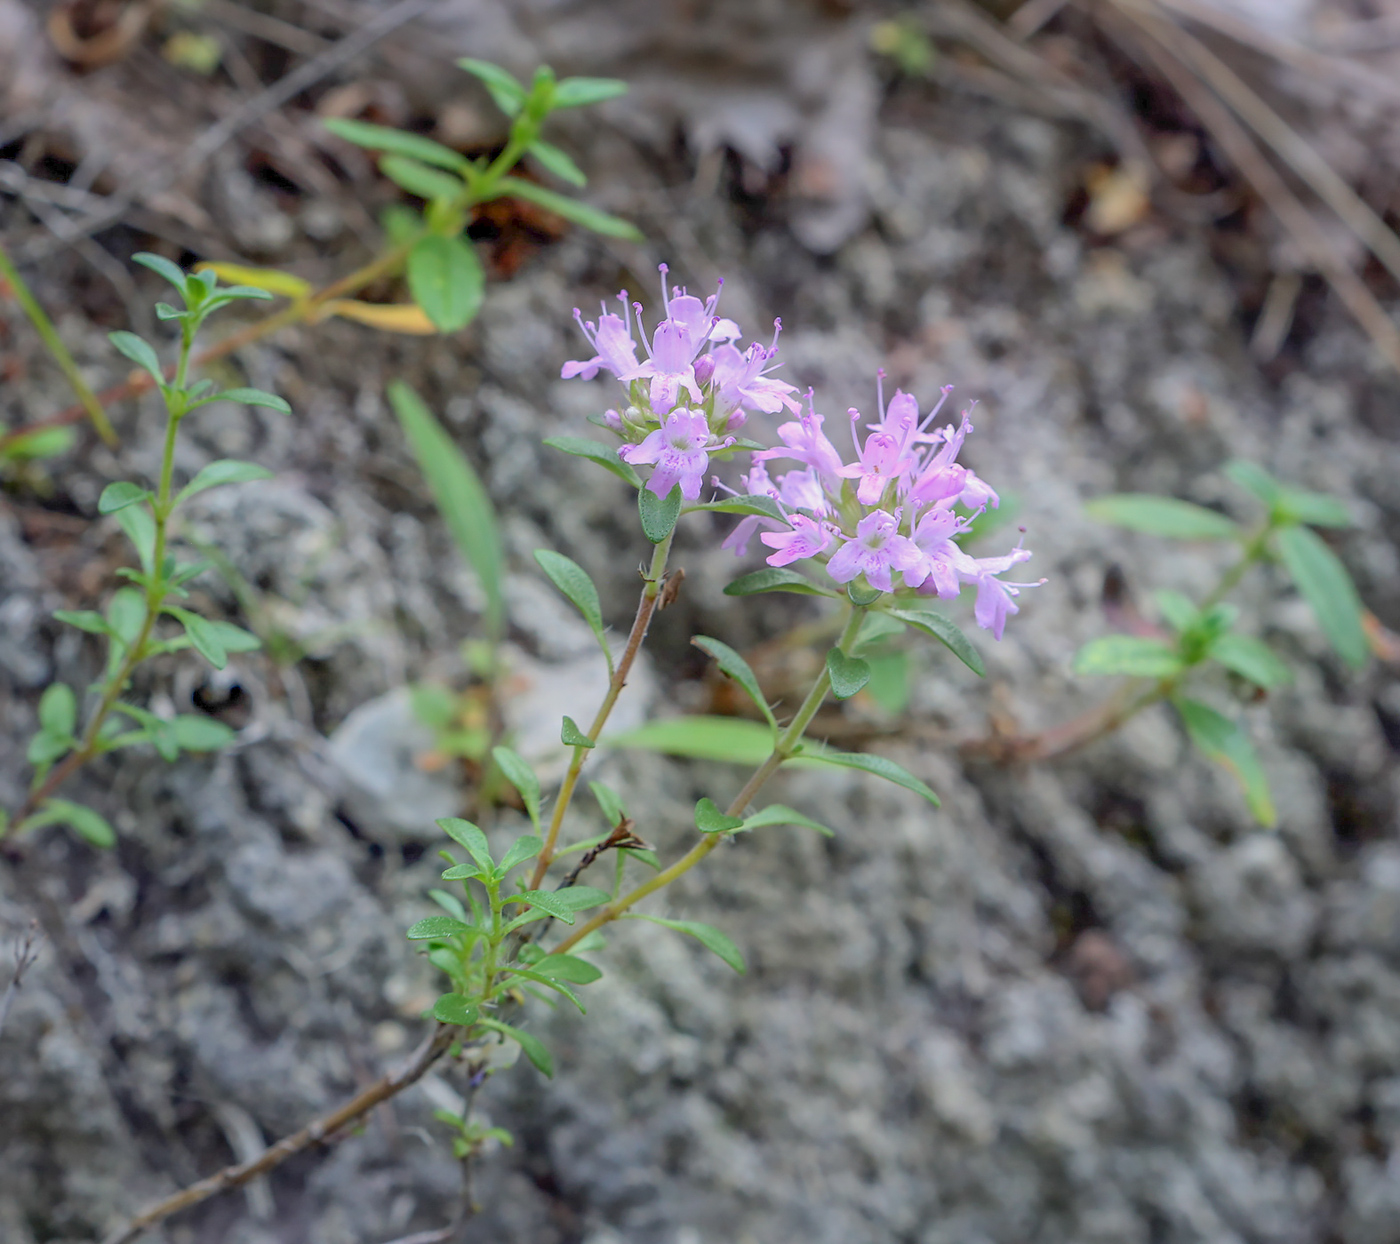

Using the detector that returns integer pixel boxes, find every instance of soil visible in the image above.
[3,3,1400,1243]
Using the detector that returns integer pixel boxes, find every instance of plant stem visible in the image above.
[551,607,866,955]
[6,334,193,836]
[527,531,675,889]
[0,240,118,446]
[1200,521,1273,609]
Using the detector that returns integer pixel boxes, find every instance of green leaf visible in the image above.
[491,176,642,241]
[864,651,911,715]
[1154,590,1199,632]
[407,234,484,333]
[379,154,464,203]
[561,716,596,749]
[738,804,835,837]
[98,481,149,515]
[492,746,542,828]
[53,610,116,637]
[381,203,421,245]
[694,797,745,834]
[1223,460,1282,508]
[436,817,494,872]
[132,251,189,295]
[683,495,785,521]
[528,139,586,186]
[532,953,603,984]
[588,780,627,827]
[27,730,69,767]
[432,994,479,1025]
[1276,486,1352,528]
[1275,525,1368,669]
[428,888,468,922]
[477,1019,553,1077]
[518,890,581,924]
[406,915,472,940]
[543,436,642,488]
[1072,635,1184,678]
[552,76,629,108]
[323,117,468,171]
[886,608,985,676]
[794,746,940,806]
[498,835,543,875]
[507,966,586,1012]
[108,331,165,384]
[107,586,146,650]
[1174,696,1276,826]
[534,549,610,669]
[1,426,77,462]
[441,862,484,881]
[692,636,777,731]
[626,914,745,974]
[23,798,116,847]
[826,648,871,700]
[606,716,776,766]
[1083,494,1240,540]
[518,887,611,924]
[1209,633,1293,689]
[201,620,261,653]
[38,683,76,736]
[207,387,291,414]
[388,382,503,636]
[723,567,839,598]
[458,58,527,116]
[116,504,156,575]
[173,459,274,507]
[851,612,907,654]
[169,715,236,751]
[638,484,682,544]
[165,607,227,669]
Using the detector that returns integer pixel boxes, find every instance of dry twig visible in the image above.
[101,1022,457,1244]
[0,921,42,1039]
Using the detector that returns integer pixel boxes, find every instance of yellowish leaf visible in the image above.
[319,300,437,335]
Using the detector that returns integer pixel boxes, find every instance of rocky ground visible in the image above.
[3,2,1400,1243]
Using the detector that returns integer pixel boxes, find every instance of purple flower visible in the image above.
[761,514,832,567]
[825,510,924,594]
[756,408,846,490]
[908,508,976,598]
[619,408,714,500]
[562,306,639,381]
[960,547,1037,641]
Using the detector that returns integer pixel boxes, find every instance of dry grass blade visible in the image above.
[1113,0,1400,291]
[1150,0,1400,105]
[1096,2,1400,373]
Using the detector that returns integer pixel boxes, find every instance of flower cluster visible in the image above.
[735,387,1039,638]
[563,270,1037,639]
[562,266,798,499]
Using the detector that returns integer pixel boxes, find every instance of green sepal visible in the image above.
[638,484,682,544]
[561,716,595,748]
[694,797,745,834]
[826,648,871,700]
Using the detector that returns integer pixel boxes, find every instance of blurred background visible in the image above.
[3,2,1400,1242]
